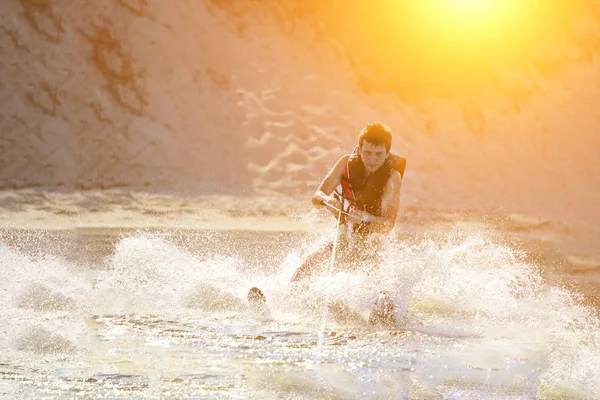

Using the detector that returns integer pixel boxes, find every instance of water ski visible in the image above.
[247,287,397,328]
[368,291,397,329]
[327,291,398,329]
[247,287,271,319]
[248,286,266,304]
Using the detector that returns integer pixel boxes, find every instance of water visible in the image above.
[1,227,599,399]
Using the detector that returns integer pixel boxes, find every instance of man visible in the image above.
[248,122,405,327]
[290,122,406,282]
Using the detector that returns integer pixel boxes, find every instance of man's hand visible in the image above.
[323,196,342,211]
[349,206,371,224]
[316,195,342,219]
[312,190,341,209]
[312,190,328,207]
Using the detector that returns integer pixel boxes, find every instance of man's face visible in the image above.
[359,141,388,173]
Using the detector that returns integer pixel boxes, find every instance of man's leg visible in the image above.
[290,242,334,282]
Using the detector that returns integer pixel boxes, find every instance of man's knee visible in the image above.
[290,242,334,282]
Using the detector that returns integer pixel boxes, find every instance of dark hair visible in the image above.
[358,122,393,152]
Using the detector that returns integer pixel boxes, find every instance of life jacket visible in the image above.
[334,146,406,233]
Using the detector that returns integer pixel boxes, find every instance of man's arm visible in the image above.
[351,170,402,233]
[311,155,350,217]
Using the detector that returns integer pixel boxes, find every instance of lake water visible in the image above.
[1,227,599,399]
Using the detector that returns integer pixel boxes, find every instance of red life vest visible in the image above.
[335,147,406,232]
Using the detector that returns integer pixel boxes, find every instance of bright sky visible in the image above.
[328,0,589,97]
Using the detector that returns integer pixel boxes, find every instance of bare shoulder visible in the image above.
[337,154,350,165]
[388,170,402,186]
[331,154,350,172]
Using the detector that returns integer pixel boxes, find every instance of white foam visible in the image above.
[0,244,91,356]
[92,233,252,314]
[1,228,599,395]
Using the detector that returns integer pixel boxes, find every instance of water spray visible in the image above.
[316,207,343,364]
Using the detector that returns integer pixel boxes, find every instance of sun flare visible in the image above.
[397,0,527,46]
[329,0,586,96]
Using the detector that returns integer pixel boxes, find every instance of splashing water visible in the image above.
[316,209,343,366]
[0,228,599,398]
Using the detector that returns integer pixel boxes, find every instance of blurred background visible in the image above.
[1,0,600,251]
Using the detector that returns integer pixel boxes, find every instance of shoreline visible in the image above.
[1,189,598,282]
[1,223,599,315]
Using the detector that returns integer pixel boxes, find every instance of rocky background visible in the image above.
[1,0,600,236]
